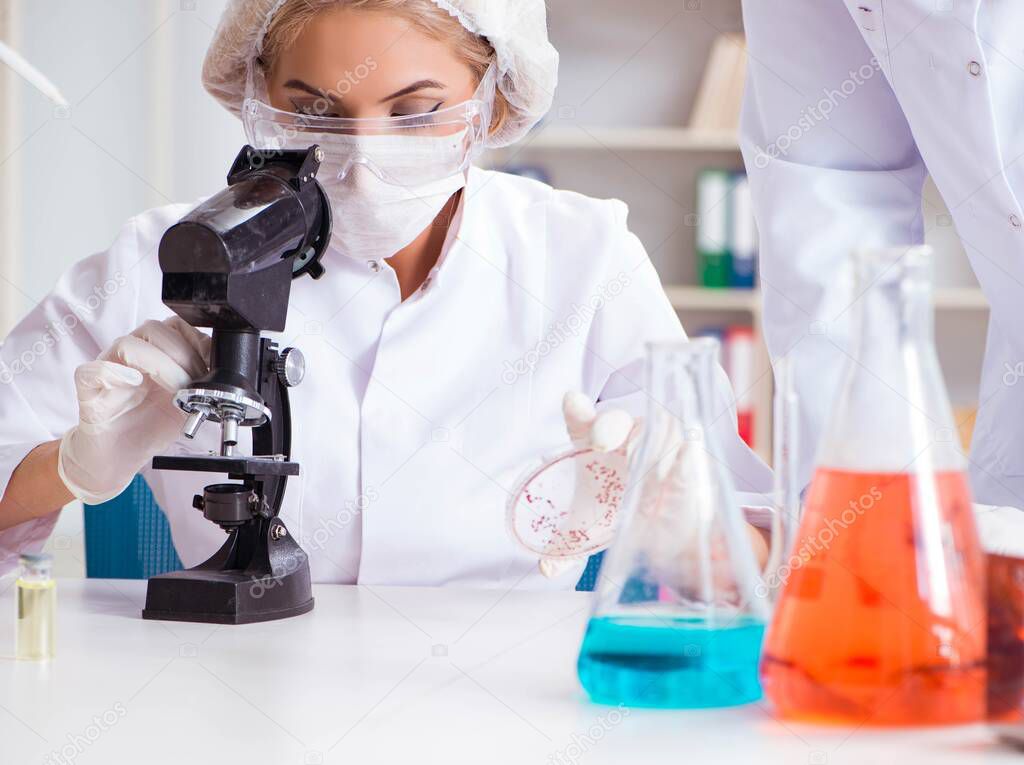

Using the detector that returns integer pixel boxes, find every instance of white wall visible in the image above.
[1,0,21,332]
[4,0,242,325]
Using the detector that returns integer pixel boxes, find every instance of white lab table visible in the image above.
[0,579,1019,765]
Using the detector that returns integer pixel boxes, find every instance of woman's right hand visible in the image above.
[57,317,210,504]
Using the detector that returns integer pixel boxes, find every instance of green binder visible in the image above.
[696,169,733,287]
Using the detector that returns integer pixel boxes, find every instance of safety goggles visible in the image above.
[242,65,496,187]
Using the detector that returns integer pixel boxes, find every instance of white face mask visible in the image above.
[310,131,469,263]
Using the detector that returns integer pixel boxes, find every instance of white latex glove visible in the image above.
[537,392,638,578]
[58,317,211,504]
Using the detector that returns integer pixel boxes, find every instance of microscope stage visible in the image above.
[152,455,300,476]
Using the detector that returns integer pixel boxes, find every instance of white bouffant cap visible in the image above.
[201,0,559,148]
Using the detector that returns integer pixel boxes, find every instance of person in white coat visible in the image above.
[742,0,1024,509]
[0,0,771,587]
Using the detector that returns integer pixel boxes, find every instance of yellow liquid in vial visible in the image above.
[16,579,56,660]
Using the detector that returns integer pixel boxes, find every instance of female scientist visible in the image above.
[0,0,771,587]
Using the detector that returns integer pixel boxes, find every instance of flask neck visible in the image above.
[851,249,934,365]
[645,341,716,432]
[820,247,962,472]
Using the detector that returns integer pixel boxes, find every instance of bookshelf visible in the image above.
[518,125,739,152]
[668,285,990,461]
[667,286,990,314]
[666,286,756,312]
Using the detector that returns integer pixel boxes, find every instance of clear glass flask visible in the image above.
[764,356,801,596]
[16,552,56,660]
[761,246,986,725]
[577,339,771,708]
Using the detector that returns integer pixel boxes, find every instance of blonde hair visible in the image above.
[260,0,510,135]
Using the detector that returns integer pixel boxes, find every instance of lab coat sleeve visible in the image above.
[740,0,927,491]
[0,215,147,571]
[585,199,773,503]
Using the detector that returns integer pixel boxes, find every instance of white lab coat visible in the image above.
[742,0,1024,508]
[0,167,771,586]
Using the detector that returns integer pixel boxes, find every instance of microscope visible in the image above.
[142,145,331,624]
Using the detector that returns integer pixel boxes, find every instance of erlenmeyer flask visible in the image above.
[761,245,986,725]
[577,339,771,709]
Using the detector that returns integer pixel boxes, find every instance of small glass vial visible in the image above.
[16,552,56,660]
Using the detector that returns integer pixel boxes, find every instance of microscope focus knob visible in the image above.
[275,347,306,387]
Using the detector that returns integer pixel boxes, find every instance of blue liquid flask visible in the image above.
[577,340,772,708]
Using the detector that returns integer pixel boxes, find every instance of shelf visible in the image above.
[512,125,740,152]
[666,286,757,312]
[666,286,989,313]
[933,287,990,310]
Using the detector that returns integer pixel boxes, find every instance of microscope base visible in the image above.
[142,571,314,625]
[142,517,315,625]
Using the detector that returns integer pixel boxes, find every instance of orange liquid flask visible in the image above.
[761,246,986,726]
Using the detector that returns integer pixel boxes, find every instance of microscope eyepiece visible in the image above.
[158,145,331,332]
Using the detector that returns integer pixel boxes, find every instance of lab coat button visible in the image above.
[968,61,983,77]
[368,260,382,273]
[1011,214,1022,230]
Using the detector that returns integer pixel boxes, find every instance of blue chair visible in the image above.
[575,552,662,603]
[576,552,604,592]
[84,476,606,589]
[83,476,182,579]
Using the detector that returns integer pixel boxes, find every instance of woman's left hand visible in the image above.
[535,392,638,578]
[562,391,636,456]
